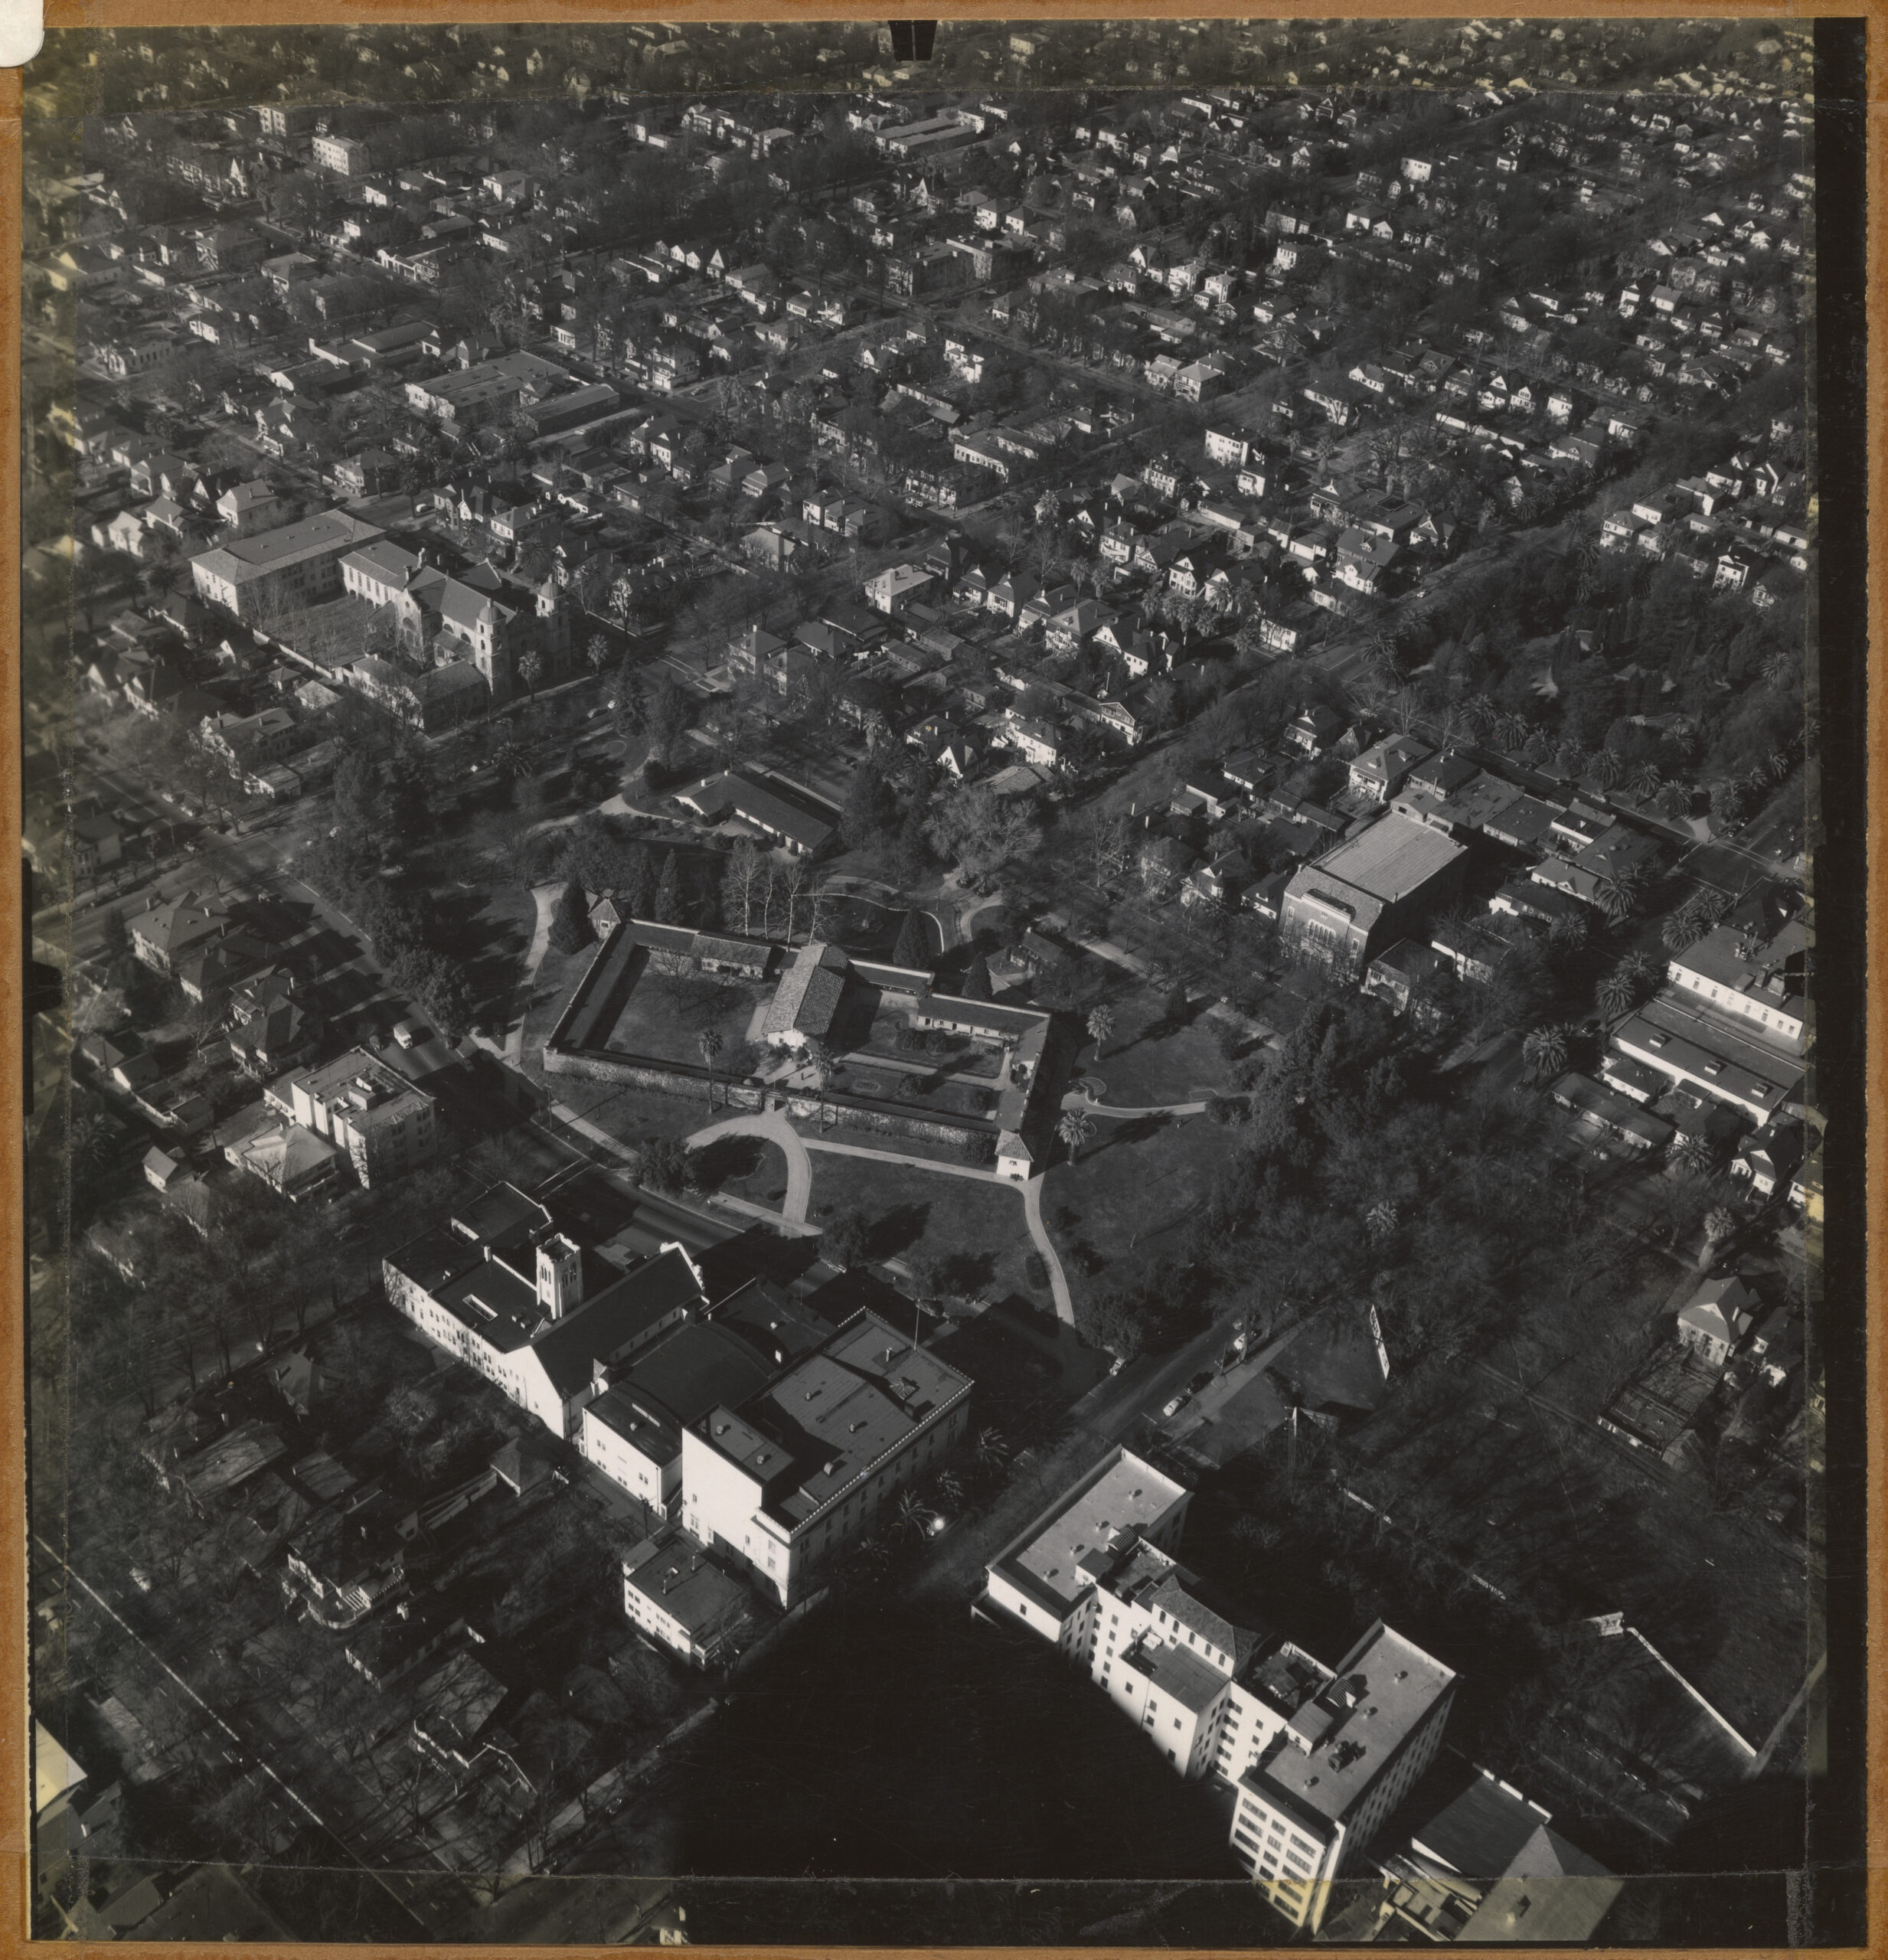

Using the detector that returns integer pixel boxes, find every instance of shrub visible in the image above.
[895,1025,926,1053]
[1024,1252,1049,1291]
[923,1029,955,1057]
[900,1073,931,1097]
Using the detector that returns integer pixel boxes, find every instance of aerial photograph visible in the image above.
[20,15,1848,1949]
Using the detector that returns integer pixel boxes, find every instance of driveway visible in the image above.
[504,882,562,1062]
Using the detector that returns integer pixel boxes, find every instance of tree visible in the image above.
[841,762,898,854]
[892,910,931,969]
[584,633,611,675]
[1675,1130,1720,1178]
[1594,863,1648,925]
[802,1037,837,1125]
[721,841,763,936]
[638,1136,691,1195]
[1086,1004,1115,1055]
[1521,1024,1570,1083]
[651,851,681,924]
[1057,1106,1095,1162]
[1596,967,1636,1020]
[518,650,544,701]
[547,878,594,956]
[821,1206,870,1270]
[959,954,993,1001]
[926,782,1042,886]
[697,1027,724,1107]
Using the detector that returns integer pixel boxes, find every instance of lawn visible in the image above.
[1038,1107,1237,1316]
[690,1132,789,1211]
[804,1154,1043,1308]
[600,959,769,1073]
[1070,989,1244,1109]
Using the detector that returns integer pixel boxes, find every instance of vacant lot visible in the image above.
[805,1154,1039,1306]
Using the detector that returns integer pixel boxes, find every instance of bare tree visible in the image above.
[781,856,808,942]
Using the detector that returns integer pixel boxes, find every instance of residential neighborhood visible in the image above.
[22,17,1828,1950]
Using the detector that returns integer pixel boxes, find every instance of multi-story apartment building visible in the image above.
[269,1047,437,1186]
[190,508,386,622]
[384,1181,708,1439]
[1226,1623,1455,1930]
[680,1312,973,1610]
[984,1449,1456,1934]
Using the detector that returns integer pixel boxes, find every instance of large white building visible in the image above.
[190,508,386,622]
[1664,893,1808,1051]
[384,1183,707,1439]
[681,1311,972,1610]
[983,1449,1456,1933]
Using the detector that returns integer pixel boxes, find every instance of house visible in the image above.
[761,941,851,1050]
[1283,704,1345,756]
[1676,1276,1763,1367]
[77,1028,158,1093]
[1733,1120,1802,1198]
[1366,1765,1622,1944]
[1347,735,1432,804]
[678,770,839,858]
[126,887,229,975]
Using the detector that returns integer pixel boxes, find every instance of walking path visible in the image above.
[684,1109,813,1223]
[503,882,561,1063]
[1063,1087,1208,1118]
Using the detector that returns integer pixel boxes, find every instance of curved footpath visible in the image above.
[684,1109,813,1223]
[503,882,562,1063]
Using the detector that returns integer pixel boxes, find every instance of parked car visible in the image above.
[1161,1392,1189,1419]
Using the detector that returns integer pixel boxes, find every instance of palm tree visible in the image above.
[1675,1131,1720,1178]
[1492,710,1527,753]
[892,1487,933,1545]
[1661,911,1706,953]
[697,1027,724,1108]
[1628,760,1661,802]
[1086,1004,1115,1057]
[1596,968,1636,1020]
[1460,694,1496,739]
[1057,1106,1095,1163]
[1590,746,1625,792]
[972,1426,1009,1475]
[1594,864,1648,925]
[1521,1024,1570,1083]
[1620,950,1662,996]
[802,1037,836,1128]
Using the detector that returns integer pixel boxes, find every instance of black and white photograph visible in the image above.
[19,15,1867,1949]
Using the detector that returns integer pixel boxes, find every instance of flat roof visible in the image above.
[623,1536,754,1638]
[1307,813,1465,904]
[1249,1622,1455,1826]
[993,1448,1187,1619]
